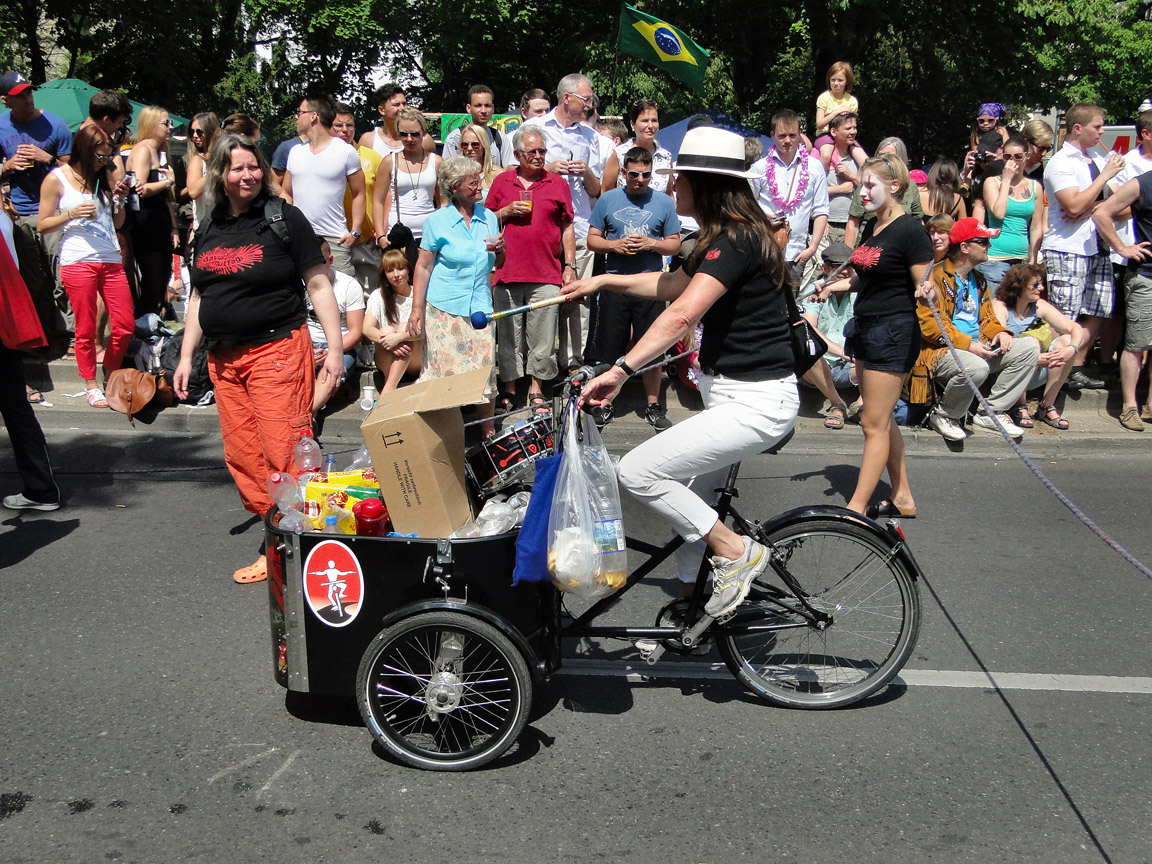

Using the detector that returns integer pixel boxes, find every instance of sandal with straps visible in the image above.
[529,392,551,416]
[495,393,515,416]
[86,388,109,408]
[1011,404,1034,429]
[823,403,847,430]
[1037,403,1069,430]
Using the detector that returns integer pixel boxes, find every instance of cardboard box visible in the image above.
[360,366,491,537]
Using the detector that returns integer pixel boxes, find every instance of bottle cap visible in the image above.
[325,515,338,525]
[357,498,384,518]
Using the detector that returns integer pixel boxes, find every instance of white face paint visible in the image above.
[860,170,889,213]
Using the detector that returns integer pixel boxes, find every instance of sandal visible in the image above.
[823,404,847,430]
[867,499,918,520]
[25,386,43,404]
[495,393,515,415]
[1037,404,1070,430]
[529,392,551,416]
[86,388,109,408]
[1118,407,1144,432]
[233,555,267,584]
[1011,404,1034,429]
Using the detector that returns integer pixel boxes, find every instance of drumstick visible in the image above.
[470,293,573,329]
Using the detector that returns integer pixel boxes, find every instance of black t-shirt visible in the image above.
[693,228,794,381]
[850,214,933,317]
[190,196,324,349]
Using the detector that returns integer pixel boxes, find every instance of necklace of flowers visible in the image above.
[764,153,810,215]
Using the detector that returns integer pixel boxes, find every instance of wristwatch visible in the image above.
[350,230,361,241]
[563,261,576,270]
[614,356,636,376]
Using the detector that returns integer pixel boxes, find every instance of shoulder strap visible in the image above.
[490,126,502,148]
[261,196,293,250]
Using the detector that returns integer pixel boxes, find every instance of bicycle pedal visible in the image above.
[635,639,658,657]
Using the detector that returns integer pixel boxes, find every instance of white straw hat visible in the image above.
[659,126,758,179]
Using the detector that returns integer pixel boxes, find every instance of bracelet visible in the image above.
[563,262,576,269]
[1068,342,1079,353]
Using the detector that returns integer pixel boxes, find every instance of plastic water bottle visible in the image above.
[476,500,516,536]
[320,514,341,534]
[278,510,311,535]
[346,444,372,471]
[266,472,301,512]
[293,436,322,473]
[588,454,627,589]
[323,452,337,473]
[360,385,377,411]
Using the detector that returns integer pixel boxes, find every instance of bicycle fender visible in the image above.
[758,505,923,581]
[378,599,548,682]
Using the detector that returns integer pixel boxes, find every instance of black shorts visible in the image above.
[845,312,920,374]
[584,292,666,364]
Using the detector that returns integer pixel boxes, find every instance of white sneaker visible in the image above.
[3,493,60,512]
[972,411,1024,438]
[705,537,768,617]
[927,409,967,442]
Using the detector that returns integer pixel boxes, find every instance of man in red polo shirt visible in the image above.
[486,126,575,415]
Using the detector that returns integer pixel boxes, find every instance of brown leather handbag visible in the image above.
[105,369,174,425]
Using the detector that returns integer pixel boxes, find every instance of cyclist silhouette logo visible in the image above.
[303,539,365,627]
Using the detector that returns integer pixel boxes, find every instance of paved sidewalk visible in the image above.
[17,357,1152,457]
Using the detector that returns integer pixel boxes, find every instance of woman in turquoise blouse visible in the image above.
[979,136,1043,290]
[408,155,503,436]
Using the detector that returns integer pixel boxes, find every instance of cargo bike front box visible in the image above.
[265,514,561,770]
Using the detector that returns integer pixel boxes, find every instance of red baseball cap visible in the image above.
[1,70,33,97]
[949,217,1000,244]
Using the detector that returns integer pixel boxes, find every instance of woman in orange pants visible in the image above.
[175,132,343,584]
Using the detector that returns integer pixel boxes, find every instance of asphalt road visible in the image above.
[1,428,1150,863]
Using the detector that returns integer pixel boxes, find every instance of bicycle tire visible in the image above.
[356,611,533,771]
[717,517,920,708]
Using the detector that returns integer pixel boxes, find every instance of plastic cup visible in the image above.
[484,234,502,251]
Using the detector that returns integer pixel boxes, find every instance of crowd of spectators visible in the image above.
[4,63,1152,484]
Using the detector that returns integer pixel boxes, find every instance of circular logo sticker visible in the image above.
[303,539,364,627]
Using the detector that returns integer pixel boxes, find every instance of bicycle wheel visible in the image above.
[356,611,533,771]
[718,518,920,708]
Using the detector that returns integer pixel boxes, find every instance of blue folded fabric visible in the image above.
[511,453,561,585]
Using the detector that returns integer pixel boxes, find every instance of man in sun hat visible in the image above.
[562,125,799,618]
[914,217,1040,441]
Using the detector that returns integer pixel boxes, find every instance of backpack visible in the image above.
[160,328,213,404]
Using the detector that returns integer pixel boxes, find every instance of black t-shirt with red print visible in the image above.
[190,195,324,350]
[850,213,933,318]
[693,228,794,381]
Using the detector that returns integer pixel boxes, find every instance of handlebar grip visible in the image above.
[571,363,612,384]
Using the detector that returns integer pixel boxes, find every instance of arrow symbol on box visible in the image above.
[382,432,403,447]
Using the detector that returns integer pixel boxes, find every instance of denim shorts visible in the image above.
[845,312,921,374]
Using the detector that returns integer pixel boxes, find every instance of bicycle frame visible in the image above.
[559,461,833,646]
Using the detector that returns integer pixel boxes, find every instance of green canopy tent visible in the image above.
[0,78,189,132]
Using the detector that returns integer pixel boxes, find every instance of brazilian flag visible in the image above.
[616,4,711,94]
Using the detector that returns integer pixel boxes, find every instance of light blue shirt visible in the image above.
[421,203,500,317]
[952,271,980,339]
[801,290,855,363]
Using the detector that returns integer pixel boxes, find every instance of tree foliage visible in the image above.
[2,0,1148,160]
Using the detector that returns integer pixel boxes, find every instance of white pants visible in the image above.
[617,373,799,581]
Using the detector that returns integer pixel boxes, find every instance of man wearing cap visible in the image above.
[912,217,1040,440]
[800,241,857,428]
[748,109,829,288]
[1,70,73,348]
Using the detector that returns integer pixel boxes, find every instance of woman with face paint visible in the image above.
[814,154,935,518]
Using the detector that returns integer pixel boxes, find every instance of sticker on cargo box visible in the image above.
[303,540,364,627]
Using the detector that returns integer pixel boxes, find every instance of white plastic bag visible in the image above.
[546,399,627,599]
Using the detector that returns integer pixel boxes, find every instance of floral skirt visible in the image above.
[418,302,496,397]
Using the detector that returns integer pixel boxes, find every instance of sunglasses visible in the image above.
[95,152,114,162]
[159,119,173,127]
[968,237,991,246]
[190,128,203,137]
[1033,144,1051,154]
[1006,153,1026,161]
[1030,281,1045,289]
[460,141,482,149]
[397,130,422,138]
[520,147,547,156]
[625,170,652,179]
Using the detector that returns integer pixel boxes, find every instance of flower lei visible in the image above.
[764,153,810,215]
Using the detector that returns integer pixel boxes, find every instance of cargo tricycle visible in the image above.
[265,368,924,771]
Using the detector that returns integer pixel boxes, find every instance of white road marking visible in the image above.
[259,749,301,797]
[206,747,279,784]
[557,660,1152,694]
